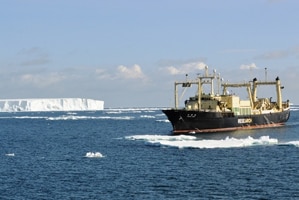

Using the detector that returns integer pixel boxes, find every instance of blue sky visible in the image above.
[1,0,299,107]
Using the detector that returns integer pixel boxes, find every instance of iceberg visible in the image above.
[0,98,104,112]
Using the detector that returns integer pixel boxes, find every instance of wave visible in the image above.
[0,116,48,119]
[126,135,279,149]
[284,141,299,147]
[140,115,156,119]
[290,105,299,111]
[105,111,123,114]
[156,119,170,123]
[47,116,135,121]
[0,114,135,120]
[104,107,165,114]
[105,107,164,111]
[66,112,77,115]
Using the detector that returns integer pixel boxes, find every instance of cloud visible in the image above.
[95,64,147,80]
[221,49,256,54]
[164,61,207,75]
[240,63,258,70]
[165,66,180,75]
[18,47,43,56]
[20,57,50,66]
[117,64,146,79]
[18,47,50,66]
[95,68,113,80]
[255,50,289,60]
[254,45,299,60]
[20,72,66,87]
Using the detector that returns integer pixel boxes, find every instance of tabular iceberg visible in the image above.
[0,98,104,112]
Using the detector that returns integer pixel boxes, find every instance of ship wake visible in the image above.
[125,135,297,149]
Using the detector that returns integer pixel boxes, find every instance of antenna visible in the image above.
[205,66,209,77]
[213,69,217,78]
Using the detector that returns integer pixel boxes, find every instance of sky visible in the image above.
[1,0,299,108]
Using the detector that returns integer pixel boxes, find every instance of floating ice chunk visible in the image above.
[85,152,104,158]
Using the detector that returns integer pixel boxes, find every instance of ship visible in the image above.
[162,66,290,134]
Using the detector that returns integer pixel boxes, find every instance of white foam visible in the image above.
[99,116,134,120]
[104,107,165,113]
[85,152,104,158]
[0,98,104,112]
[290,105,299,111]
[47,116,134,121]
[144,110,155,113]
[126,135,278,149]
[126,134,196,141]
[48,116,91,120]
[15,116,47,119]
[105,111,122,114]
[285,141,299,147]
[66,112,77,115]
[140,115,156,119]
[156,119,170,123]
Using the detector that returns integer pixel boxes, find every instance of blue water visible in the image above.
[1,107,299,199]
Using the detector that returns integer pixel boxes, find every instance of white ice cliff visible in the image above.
[0,98,104,112]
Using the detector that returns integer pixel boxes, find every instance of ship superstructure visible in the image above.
[162,67,290,134]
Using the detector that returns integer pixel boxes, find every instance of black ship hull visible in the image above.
[162,109,290,134]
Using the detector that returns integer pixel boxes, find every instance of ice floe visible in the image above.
[85,152,104,158]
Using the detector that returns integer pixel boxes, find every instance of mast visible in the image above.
[175,81,179,109]
[252,78,258,102]
[197,77,202,110]
[252,77,282,110]
[173,66,216,110]
[246,84,254,108]
[276,76,282,110]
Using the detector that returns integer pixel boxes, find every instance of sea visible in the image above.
[1,106,299,200]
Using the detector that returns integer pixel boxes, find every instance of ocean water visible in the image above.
[1,106,299,199]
